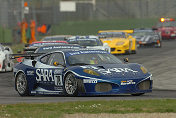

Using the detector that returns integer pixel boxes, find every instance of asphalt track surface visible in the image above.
[0,40,176,104]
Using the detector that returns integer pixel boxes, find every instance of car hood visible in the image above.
[101,38,126,42]
[68,63,150,80]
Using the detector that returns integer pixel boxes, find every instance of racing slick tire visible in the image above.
[15,72,29,96]
[64,73,78,96]
[131,50,136,54]
[125,50,130,55]
[2,60,6,72]
[131,93,144,96]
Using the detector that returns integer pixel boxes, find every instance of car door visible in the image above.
[35,52,65,92]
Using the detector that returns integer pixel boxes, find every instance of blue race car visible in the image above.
[13,49,152,96]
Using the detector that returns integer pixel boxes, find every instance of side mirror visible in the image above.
[32,60,37,67]
[53,62,59,66]
[124,58,129,63]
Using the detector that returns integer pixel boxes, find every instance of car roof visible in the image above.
[68,35,98,39]
[43,35,72,38]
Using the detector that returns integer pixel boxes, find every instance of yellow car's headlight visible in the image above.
[83,69,100,76]
[140,66,148,74]
[116,42,125,46]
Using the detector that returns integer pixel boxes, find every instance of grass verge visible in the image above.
[51,18,158,35]
[0,99,176,118]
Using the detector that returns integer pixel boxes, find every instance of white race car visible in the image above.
[0,44,13,72]
[67,35,110,53]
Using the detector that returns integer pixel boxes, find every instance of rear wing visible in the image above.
[24,46,38,52]
[10,53,44,60]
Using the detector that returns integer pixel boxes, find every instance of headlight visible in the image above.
[83,69,100,76]
[116,42,125,46]
[140,66,148,74]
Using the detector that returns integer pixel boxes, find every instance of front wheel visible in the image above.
[15,73,29,96]
[64,73,78,96]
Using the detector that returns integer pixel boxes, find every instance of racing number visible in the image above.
[54,75,63,86]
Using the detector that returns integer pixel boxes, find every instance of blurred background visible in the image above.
[0,0,175,44]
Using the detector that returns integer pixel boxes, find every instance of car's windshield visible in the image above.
[98,32,126,38]
[68,39,103,46]
[133,31,156,36]
[68,53,122,66]
[43,36,66,41]
[156,21,176,27]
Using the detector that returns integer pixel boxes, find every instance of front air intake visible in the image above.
[95,83,112,92]
[138,80,151,90]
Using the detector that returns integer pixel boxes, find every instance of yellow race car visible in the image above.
[98,30,137,54]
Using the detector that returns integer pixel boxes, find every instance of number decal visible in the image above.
[54,75,63,86]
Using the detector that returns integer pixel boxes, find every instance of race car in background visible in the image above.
[41,35,72,41]
[132,28,162,48]
[0,44,13,72]
[24,41,68,54]
[67,35,110,53]
[153,18,176,40]
[12,49,152,96]
[114,30,137,52]
[98,31,136,54]
[16,41,69,62]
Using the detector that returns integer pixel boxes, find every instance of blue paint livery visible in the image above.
[13,49,152,96]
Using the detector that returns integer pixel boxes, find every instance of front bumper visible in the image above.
[78,76,153,96]
[110,46,130,54]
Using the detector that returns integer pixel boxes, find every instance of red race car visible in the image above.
[153,18,176,40]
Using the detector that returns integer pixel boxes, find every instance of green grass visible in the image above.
[0,99,176,118]
[51,18,158,35]
[0,27,13,43]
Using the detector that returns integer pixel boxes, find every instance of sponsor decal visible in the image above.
[42,46,79,50]
[121,80,135,85]
[83,79,97,83]
[69,50,107,56]
[54,86,63,91]
[36,69,63,86]
[27,70,34,75]
[81,66,138,75]
[34,91,61,95]
[54,69,62,74]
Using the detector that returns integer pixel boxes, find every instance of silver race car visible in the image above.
[132,29,162,48]
[0,44,13,72]
[67,35,110,53]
